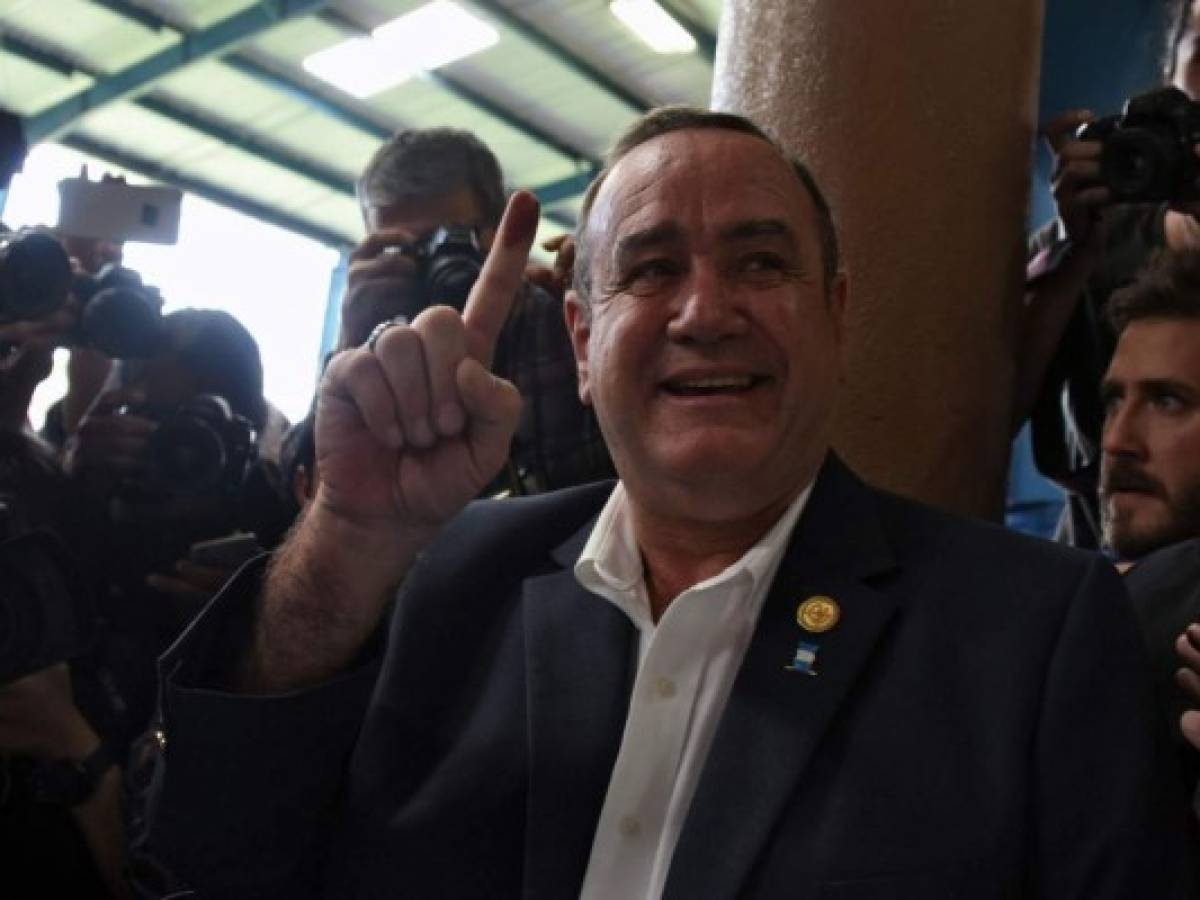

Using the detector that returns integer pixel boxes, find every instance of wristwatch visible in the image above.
[29,740,116,807]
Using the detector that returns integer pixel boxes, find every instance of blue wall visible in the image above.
[1006,0,1168,536]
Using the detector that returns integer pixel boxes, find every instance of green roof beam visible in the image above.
[466,1,650,114]
[315,9,597,169]
[221,55,394,141]
[23,0,329,144]
[133,96,356,195]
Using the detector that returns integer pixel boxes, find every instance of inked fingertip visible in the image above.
[387,424,404,449]
[502,191,541,246]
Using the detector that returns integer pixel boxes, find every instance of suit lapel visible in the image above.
[522,521,637,900]
[665,457,902,900]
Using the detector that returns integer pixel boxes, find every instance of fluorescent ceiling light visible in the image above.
[610,0,697,55]
[303,37,411,99]
[303,1,499,99]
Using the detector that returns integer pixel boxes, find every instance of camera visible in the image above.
[73,263,163,358]
[1077,86,1200,204]
[0,226,163,358]
[0,228,73,323]
[391,225,484,312]
[130,394,258,498]
[0,494,95,684]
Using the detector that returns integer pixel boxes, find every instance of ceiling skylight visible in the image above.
[609,0,697,55]
[303,1,500,99]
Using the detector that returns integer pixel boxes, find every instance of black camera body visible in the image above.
[0,227,162,358]
[0,228,73,324]
[74,263,163,358]
[408,225,484,312]
[1078,87,1200,204]
[133,394,258,499]
[0,494,94,684]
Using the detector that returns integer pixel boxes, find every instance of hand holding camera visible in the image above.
[0,227,164,361]
[66,387,258,506]
[1052,87,1200,242]
[63,386,156,495]
[1044,109,1114,245]
[338,224,484,351]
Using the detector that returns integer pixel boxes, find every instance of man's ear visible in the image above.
[830,271,848,343]
[829,270,849,380]
[564,289,592,406]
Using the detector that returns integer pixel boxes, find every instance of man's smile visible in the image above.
[658,370,772,398]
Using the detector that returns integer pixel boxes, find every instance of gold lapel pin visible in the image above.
[796,595,840,634]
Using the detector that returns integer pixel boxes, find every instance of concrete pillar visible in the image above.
[713,1,1043,519]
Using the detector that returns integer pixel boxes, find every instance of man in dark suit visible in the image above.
[137,109,1197,898]
[1097,250,1200,799]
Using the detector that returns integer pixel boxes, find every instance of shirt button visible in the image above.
[618,815,641,837]
[654,676,676,699]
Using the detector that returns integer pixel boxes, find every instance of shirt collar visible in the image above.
[575,478,816,627]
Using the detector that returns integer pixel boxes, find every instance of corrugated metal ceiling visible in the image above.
[0,0,720,251]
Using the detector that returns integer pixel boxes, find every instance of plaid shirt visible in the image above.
[490,284,614,495]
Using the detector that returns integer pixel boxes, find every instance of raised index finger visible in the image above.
[463,190,540,366]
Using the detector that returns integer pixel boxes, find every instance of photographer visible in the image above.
[65,307,281,620]
[0,307,128,897]
[1020,0,1200,547]
[340,127,613,495]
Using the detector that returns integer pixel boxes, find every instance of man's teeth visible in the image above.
[670,376,755,392]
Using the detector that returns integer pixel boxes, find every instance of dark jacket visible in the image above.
[140,457,1197,898]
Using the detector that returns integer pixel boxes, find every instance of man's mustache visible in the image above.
[1101,461,1166,499]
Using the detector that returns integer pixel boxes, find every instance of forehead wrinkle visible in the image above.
[591,129,812,281]
[717,218,797,248]
[613,222,685,263]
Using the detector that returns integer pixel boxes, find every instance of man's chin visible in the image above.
[1105,510,1182,561]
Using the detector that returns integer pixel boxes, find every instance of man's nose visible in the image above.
[666,265,748,343]
[1102,401,1147,460]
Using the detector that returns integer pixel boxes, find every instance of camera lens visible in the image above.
[425,255,482,310]
[0,231,72,323]
[1103,128,1183,201]
[149,421,227,492]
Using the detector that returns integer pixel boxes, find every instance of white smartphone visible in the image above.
[56,176,182,244]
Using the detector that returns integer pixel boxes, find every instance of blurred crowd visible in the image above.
[6,1,1200,896]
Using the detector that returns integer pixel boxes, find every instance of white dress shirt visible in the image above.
[575,480,814,900]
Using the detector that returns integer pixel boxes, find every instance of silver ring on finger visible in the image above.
[365,315,409,353]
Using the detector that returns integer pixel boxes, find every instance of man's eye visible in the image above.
[1151,392,1187,414]
[737,252,791,281]
[743,252,784,270]
[623,261,679,291]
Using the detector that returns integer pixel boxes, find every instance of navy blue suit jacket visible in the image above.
[143,457,1197,898]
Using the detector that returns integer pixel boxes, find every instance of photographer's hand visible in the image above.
[1012,110,1115,432]
[242,192,539,693]
[336,228,423,351]
[0,663,95,759]
[1043,109,1113,246]
[1161,146,1200,245]
[1175,625,1200,752]
[0,664,130,898]
[63,386,156,494]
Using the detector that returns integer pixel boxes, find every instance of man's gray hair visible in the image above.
[357,127,506,227]
[572,106,841,303]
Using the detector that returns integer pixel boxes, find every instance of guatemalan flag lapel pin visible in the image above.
[785,595,841,676]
